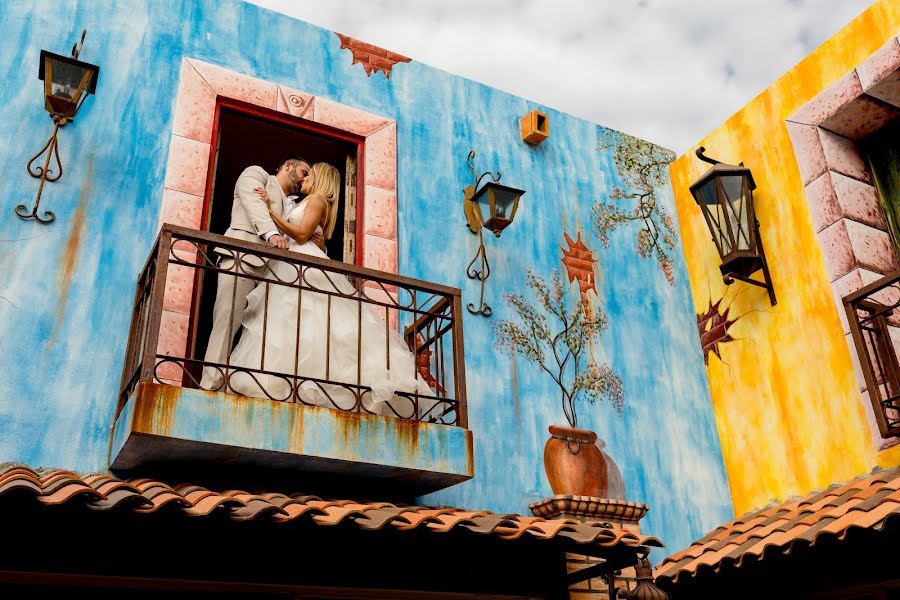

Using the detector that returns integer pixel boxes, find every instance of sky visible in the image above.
[247,0,875,154]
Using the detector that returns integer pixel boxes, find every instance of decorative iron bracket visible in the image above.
[722,219,777,306]
[463,150,502,316]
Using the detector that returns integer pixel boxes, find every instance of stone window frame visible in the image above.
[154,58,400,383]
[786,37,900,450]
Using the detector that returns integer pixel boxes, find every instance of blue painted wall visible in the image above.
[0,0,732,556]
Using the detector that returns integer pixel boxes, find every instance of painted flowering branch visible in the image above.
[494,270,624,428]
[593,136,678,285]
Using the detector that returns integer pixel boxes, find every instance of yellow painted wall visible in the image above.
[669,0,900,517]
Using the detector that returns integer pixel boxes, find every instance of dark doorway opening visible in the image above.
[189,104,362,373]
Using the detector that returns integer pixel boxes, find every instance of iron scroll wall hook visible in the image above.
[695,146,722,165]
[16,29,98,224]
[17,117,66,223]
[463,150,502,317]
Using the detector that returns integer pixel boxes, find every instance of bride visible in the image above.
[226,162,433,417]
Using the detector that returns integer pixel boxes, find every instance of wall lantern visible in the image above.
[463,150,526,316]
[16,30,99,224]
[689,147,776,306]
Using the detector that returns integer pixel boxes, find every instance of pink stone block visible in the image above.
[157,310,190,382]
[789,70,863,126]
[818,220,856,281]
[171,59,217,143]
[163,252,198,315]
[804,173,841,232]
[845,219,899,274]
[866,70,900,110]
[786,121,826,186]
[313,97,391,137]
[831,172,888,231]
[188,58,278,108]
[819,94,900,141]
[363,185,397,239]
[857,38,900,91]
[363,234,398,274]
[276,85,314,118]
[159,188,204,230]
[819,129,871,184]
[163,136,211,197]
[361,286,399,331]
[364,123,397,190]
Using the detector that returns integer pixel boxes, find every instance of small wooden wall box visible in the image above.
[520,110,549,145]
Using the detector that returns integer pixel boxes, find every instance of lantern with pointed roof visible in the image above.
[689,147,776,306]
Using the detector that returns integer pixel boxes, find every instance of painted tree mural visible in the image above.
[494,269,624,428]
[593,134,679,285]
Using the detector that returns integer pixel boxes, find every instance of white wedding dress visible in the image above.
[227,199,434,418]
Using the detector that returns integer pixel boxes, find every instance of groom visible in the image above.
[200,156,313,391]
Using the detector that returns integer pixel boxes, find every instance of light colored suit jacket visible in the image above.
[216,165,286,268]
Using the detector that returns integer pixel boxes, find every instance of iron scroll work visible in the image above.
[462,150,525,316]
[117,225,469,428]
[16,30,99,224]
[463,151,501,316]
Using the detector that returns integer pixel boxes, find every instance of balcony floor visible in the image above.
[110,383,473,497]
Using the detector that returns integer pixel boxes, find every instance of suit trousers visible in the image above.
[200,258,267,391]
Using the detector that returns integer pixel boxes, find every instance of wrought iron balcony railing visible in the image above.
[844,271,900,438]
[118,225,467,427]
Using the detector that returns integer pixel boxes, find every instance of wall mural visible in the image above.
[593,136,679,285]
[696,297,740,366]
[667,0,900,516]
[335,33,412,79]
[0,0,734,560]
[494,234,624,498]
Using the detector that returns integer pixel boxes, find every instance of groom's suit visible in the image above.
[200,165,288,390]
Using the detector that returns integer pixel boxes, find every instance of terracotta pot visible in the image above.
[543,425,608,497]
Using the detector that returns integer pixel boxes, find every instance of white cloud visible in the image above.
[247,0,874,153]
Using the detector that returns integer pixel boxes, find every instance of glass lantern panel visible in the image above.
[492,187,519,220]
[48,56,90,103]
[721,175,751,251]
[696,179,732,254]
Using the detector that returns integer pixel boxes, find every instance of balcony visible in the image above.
[844,271,900,439]
[110,225,473,496]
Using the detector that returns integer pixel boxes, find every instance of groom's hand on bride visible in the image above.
[269,234,289,250]
[311,231,326,252]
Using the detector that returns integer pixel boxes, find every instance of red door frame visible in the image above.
[184,98,367,372]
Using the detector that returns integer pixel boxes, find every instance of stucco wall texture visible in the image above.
[0,0,731,557]
[669,0,900,518]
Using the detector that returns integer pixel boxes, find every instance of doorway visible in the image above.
[189,103,363,372]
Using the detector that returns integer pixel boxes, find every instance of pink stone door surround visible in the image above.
[155,58,399,384]
[786,36,900,449]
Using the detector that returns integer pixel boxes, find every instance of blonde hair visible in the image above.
[307,163,341,240]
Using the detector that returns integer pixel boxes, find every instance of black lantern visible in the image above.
[463,150,526,316]
[469,181,524,237]
[39,49,99,119]
[690,147,776,306]
[16,30,99,224]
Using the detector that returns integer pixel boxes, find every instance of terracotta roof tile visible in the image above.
[657,467,900,585]
[0,464,662,556]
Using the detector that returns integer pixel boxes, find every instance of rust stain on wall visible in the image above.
[49,158,93,348]
[394,417,422,460]
[334,408,363,457]
[132,382,179,437]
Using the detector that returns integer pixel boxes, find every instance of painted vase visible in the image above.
[543,425,608,497]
